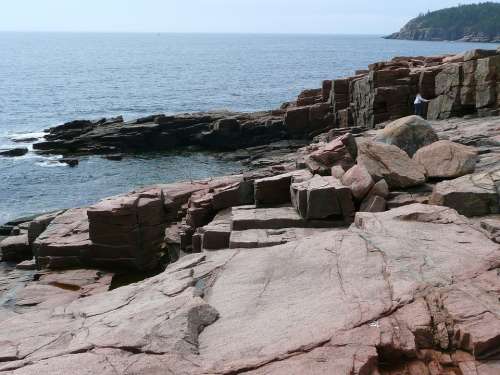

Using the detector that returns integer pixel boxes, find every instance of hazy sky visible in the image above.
[0,0,484,34]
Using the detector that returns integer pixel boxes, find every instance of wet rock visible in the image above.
[14,269,113,311]
[103,154,123,161]
[0,234,31,262]
[0,147,28,157]
[375,115,438,157]
[430,171,500,217]
[59,158,79,167]
[414,140,479,179]
[341,164,374,200]
[290,175,355,221]
[357,140,427,188]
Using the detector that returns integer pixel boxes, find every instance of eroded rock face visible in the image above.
[357,140,427,189]
[413,140,478,179]
[375,115,439,157]
[2,205,498,374]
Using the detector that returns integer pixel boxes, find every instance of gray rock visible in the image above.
[430,171,500,216]
[375,115,438,157]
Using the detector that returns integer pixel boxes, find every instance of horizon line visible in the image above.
[0,30,386,36]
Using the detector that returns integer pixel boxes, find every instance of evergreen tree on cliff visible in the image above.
[385,2,500,43]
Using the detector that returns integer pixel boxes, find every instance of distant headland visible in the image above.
[385,2,500,43]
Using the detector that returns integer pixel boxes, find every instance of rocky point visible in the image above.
[1,48,500,374]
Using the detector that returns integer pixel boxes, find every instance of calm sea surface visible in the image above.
[0,32,497,223]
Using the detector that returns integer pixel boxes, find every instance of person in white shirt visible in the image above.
[414,93,429,117]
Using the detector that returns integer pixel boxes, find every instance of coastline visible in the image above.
[1,47,500,373]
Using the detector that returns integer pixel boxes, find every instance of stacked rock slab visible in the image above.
[290,175,355,222]
[428,52,500,119]
[87,188,167,271]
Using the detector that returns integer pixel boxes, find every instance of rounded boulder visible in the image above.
[375,115,438,157]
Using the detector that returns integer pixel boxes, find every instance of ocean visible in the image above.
[0,32,497,223]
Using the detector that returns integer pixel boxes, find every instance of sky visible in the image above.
[0,0,486,34]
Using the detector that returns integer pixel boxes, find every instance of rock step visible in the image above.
[229,227,335,249]
[231,205,346,231]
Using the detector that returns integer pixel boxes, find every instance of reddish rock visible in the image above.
[309,133,357,171]
[254,170,312,207]
[357,140,427,189]
[341,165,375,200]
[290,175,355,221]
[413,140,478,179]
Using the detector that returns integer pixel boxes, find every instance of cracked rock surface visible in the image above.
[0,204,498,374]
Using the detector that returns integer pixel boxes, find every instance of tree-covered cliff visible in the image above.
[385,2,500,43]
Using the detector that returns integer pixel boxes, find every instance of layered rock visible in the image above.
[1,205,498,373]
[34,111,287,155]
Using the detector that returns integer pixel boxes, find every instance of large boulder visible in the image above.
[430,171,500,217]
[375,115,438,157]
[357,140,427,189]
[341,165,374,200]
[413,140,478,179]
[290,175,355,221]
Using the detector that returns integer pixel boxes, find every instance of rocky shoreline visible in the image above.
[1,48,500,374]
